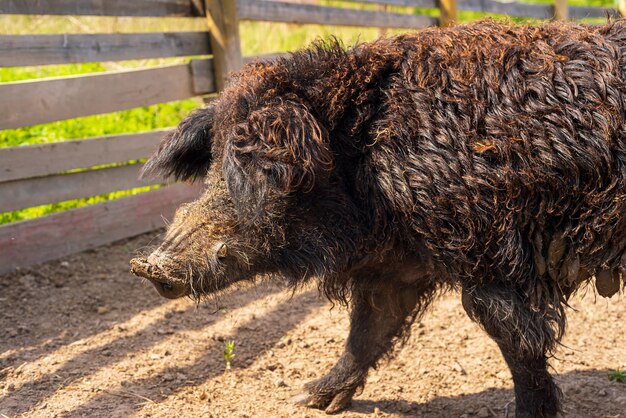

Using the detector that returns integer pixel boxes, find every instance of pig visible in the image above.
[131,20,625,417]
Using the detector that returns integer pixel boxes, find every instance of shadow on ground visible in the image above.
[1,232,624,418]
[348,369,626,417]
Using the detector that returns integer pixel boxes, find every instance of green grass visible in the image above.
[0,1,618,225]
[223,340,235,371]
[609,369,626,383]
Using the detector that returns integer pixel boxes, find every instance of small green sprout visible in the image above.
[608,369,625,383]
[224,340,235,371]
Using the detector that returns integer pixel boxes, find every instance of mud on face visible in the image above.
[130,191,257,300]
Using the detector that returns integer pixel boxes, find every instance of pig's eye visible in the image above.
[177,204,190,217]
[216,243,228,259]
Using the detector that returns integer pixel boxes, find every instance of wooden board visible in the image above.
[243,52,288,64]
[458,0,552,18]
[439,0,458,27]
[0,163,167,213]
[459,0,616,19]
[190,59,217,95]
[205,0,244,91]
[554,0,568,20]
[0,183,203,275]
[5,1,604,28]
[237,0,437,29]
[0,59,215,129]
[569,6,619,19]
[0,130,169,183]
[0,32,211,67]
[340,0,438,7]
[0,0,199,17]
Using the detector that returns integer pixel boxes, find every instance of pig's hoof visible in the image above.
[291,388,356,414]
[292,376,363,414]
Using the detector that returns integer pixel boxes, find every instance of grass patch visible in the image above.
[609,369,626,383]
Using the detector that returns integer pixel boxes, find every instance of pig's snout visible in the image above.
[130,255,189,299]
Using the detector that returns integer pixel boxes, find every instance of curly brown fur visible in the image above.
[133,19,626,417]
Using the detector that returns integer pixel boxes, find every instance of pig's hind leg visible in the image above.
[462,282,565,418]
[296,279,434,414]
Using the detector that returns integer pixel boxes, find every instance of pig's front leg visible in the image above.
[296,279,432,414]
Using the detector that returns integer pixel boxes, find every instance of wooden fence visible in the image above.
[0,0,623,274]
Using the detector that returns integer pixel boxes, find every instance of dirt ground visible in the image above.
[0,231,625,418]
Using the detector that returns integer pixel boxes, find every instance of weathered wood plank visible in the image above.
[190,59,217,95]
[243,52,288,64]
[0,130,169,183]
[0,32,211,68]
[0,163,166,213]
[378,4,389,38]
[237,0,437,29]
[340,0,438,8]
[206,0,243,91]
[482,0,552,18]
[0,0,197,17]
[459,0,615,19]
[0,59,214,129]
[0,183,203,275]
[569,6,618,19]
[458,0,552,18]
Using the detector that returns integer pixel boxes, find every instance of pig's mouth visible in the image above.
[130,257,191,299]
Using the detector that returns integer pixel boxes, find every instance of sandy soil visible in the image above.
[1,232,625,418]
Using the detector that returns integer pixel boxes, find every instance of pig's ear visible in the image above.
[228,100,333,194]
[141,107,214,181]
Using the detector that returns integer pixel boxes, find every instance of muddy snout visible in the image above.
[130,256,189,299]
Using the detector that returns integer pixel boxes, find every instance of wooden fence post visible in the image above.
[439,0,458,27]
[378,4,388,38]
[204,0,243,92]
[553,0,568,20]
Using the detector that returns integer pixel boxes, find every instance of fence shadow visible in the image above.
[349,368,626,417]
[65,288,324,417]
[0,274,294,416]
[0,233,167,361]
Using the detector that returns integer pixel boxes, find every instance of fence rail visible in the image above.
[459,0,553,18]
[0,184,202,274]
[0,0,202,17]
[0,59,215,129]
[1,0,621,23]
[0,130,167,183]
[0,163,161,213]
[1,0,625,274]
[0,32,212,67]
[237,0,437,28]
[569,5,620,18]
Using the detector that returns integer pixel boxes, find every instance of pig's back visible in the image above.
[361,20,626,286]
